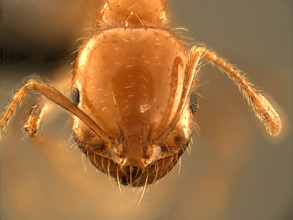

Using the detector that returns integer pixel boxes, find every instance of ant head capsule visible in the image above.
[98,0,168,27]
[72,27,192,186]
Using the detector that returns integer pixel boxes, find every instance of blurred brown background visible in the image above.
[1,0,292,220]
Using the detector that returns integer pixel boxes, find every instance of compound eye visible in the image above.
[189,92,197,115]
[71,88,80,106]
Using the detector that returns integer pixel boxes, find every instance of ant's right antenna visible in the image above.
[154,47,281,143]
[200,48,282,136]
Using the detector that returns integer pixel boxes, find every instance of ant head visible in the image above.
[70,25,192,186]
[98,0,168,27]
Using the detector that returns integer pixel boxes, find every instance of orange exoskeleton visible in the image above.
[0,0,282,190]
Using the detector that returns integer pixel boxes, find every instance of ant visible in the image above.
[0,0,281,195]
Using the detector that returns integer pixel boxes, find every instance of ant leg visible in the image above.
[195,47,281,136]
[0,80,113,144]
[23,74,70,137]
[23,101,48,137]
[23,71,71,137]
